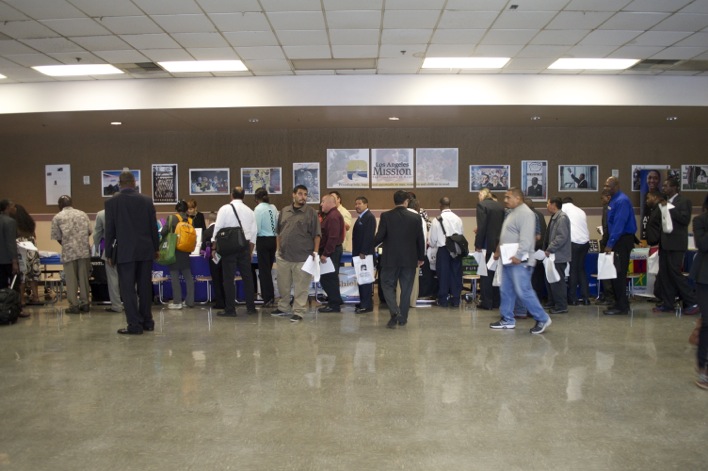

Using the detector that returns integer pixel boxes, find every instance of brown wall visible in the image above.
[3,125,707,215]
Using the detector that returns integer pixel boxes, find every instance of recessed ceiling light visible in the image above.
[0,73,6,79]
[110,121,122,126]
[531,116,541,121]
[248,118,259,123]
[32,64,124,76]
[666,116,678,121]
[388,116,400,121]
[422,57,510,69]
[548,58,639,70]
[158,60,248,73]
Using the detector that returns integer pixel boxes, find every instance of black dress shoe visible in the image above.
[397,319,407,326]
[318,306,341,313]
[143,324,155,332]
[550,308,568,314]
[386,316,398,329]
[216,311,237,317]
[569,301,579,306]
[603,308,629,315]
[582,299,592,306]
[355,307,372,314]
[117,328,143,335]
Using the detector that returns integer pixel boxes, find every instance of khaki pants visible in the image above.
[397,269,419,307]
[276,255,312,316]
[63,258,90,308]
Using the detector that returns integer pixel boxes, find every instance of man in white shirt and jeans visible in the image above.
[561,197,591,305]
[429,197,464,308]
[214,186,258,317]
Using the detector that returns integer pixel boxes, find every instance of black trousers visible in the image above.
[380,266,416,322]
[658,249,696,308]
[320,245,343,308]
[117,260,154,331]
[569,242,590,302]
[546,262,568,310]
[256,236,276,303]
[208,257,225,308]
[222,251,255,312]
[696,282,708,369]
[479,250,500,309]
[610,234,635,312]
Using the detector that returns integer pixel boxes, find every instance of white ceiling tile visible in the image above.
[431,29,486,44]
[71,35,133,51]
[277,30,329,47]
[608,45,665,57]
[651,13,708,31]
[0,2,29,21]
[268,11,326,30]
[565,45,619,57]
[623,0,692,13]
[631,30,693,46]
[331,45,378,58]
[546,11,615,30]
[530,29,589,45]
[0,40,41,55]
[386,0,445,9]
[579,30,642,45]
[294,70,335,75]
[120,34,182,50]
[474,44,525,56]
[383,10,440,29]
[40,18,112,37]
[444,0,507,11]
[2,53,56,67]
[438,11,498,29]
[21,37,84,53]
[381,29,432,44]
[599,12,669,30]
[650,46,706,59]
[505,57,555,70]
[325,10,382,29]
[131,0,201,15]
[5,0,85,20]
[197,0,262,13]
[426,44,476,56]
[481,29,539,45]
[94,50,150,63]
[511,0,568,10]
[223,31,278,47]
[282,45,331,59]
[335,69,376,75]
[235,45,286,60]
[141,48,193,61]
[98,16,162,35]
[48,51,104,64]
[173,33,229,48]
[66,0,143,16]
[492,11,557,30]
[565,0,630,11]
[379,44,425,58]
[323,0,383,10]
[243,58,293,73]
[0,21,60,40]
[675,32,708,47]
[186,47,238,59]
[261,0,321,11]
[209,12,270,32]
[376,57,421,73]
[680,1,708,14]
[329,30,379,46]
[151,14,217,34]
[517,45,571,58]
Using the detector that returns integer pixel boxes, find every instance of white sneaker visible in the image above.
[167,302,183,310]
[530,317,552,334]
[489,319,515,329]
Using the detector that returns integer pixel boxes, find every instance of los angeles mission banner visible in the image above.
[371,148,414,188]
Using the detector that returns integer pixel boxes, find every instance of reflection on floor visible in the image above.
[1,300,706,470]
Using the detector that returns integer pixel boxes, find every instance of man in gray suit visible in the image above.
[373,190,425,329]
[543,197,571,314]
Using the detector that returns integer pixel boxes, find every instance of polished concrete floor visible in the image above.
[1,297,707,471]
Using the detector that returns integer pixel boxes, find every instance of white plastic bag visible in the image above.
[597,252,617,280]
[647,250,659,275]
[543,254,561,283]
[492,261,502,287]
[660,203,674,234]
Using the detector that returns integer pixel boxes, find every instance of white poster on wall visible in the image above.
[45,164,71,205]
[371,148,414,188]
[415,148,458,188]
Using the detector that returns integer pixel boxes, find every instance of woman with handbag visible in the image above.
[254,187,278,307]
[161,200,195,309]
[690,193,708,390]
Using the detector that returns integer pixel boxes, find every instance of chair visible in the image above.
[194,275,212,304]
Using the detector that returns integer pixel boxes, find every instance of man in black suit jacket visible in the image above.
[654,178,698,314]
[525,198,548,304]
[374,190,425,328]
[689,195,708,389]
[474,189,504,310]
[105,171,160,335]
[352,196,376,313]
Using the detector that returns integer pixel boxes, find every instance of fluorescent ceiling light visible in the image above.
[0,73,6,79]
[422,57,510,69]
[548,58,639,70]
[32,64,123,76]
[158,60,248,73]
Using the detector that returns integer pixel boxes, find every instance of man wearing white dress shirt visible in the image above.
[429,197,464,308]
[214,187,258,317]
[561,197,591,306]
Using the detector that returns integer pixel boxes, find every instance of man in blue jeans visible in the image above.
[490,188,552,334]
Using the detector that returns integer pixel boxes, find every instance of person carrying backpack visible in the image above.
[160,200,195,309]
[429,196,465,308]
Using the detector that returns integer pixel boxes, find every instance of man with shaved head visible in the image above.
[429,196,464,307]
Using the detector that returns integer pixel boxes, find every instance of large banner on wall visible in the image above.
[371,148,414,188]
[45,164,71,205]
[415,148,458,188]
[152,164,178,204]
[327,149,369,188]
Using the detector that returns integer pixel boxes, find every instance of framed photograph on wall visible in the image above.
[469,165,510,192]
[371,148,414,188]
[189,168,229,195]
[293,162,320,204]
[631,164,669,192]
[681,164,708,191]
[241,167,282,195]
[521,160,547,201]
[327,149,369,188]
[558,165,598,191]
[102,169,140,197]
[152,164,178,204]
[415,148,458,188]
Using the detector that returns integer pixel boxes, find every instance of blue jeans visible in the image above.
[500,263,550,324]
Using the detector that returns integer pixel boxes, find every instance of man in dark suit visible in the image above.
[374,190,425,329]
[474,188,504,310]
[0,199,19,290]
[527,177,543,197]
[689,195,708,389]
[105,171,159,335]
[653,178,699,314]
[352,196,376,313]
[525,197,548,305]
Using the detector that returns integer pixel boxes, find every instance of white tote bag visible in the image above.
[647,250,659,275]
[492,261,502,287]
[543,254,561,283]
[597,252,617,280]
